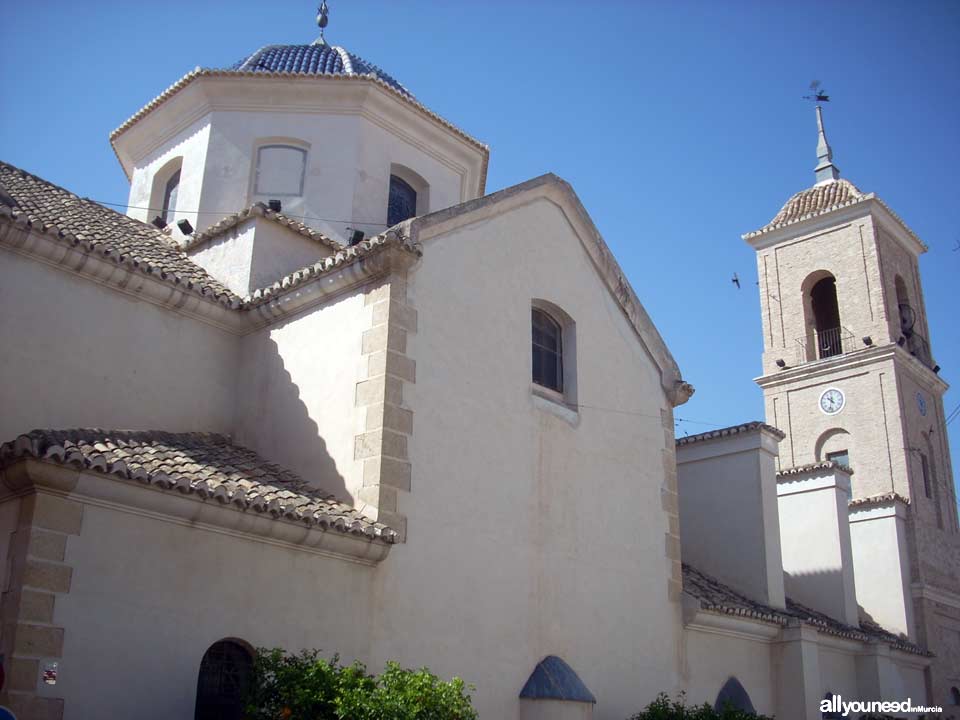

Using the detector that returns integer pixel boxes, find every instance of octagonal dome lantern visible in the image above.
[111,37,488,245]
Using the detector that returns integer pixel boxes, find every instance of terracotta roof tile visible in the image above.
[769,179,865,226]
[848,492,910,508]
[243,228,420,307]
[777,460,853,477]
[676,421,785,447]
[0,160,421,311]
[0,161,240,307]
[682,563,927,656]
[0,429,397,543]
[744,178,867,238]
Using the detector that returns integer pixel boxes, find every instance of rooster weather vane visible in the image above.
[803,80,830,105]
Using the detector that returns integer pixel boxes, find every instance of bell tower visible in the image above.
[744,104,960,707]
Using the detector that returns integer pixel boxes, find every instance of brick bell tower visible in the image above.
[743,103,960,707]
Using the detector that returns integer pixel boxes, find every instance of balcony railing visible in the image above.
[795,326,855,363]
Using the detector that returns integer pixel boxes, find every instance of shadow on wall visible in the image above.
[782,568,852,620]
[234,334,347,503]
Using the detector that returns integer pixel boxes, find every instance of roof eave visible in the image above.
[742,195,927,256]
[0,457,395,564]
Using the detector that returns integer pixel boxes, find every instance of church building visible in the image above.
[0,7,956,720]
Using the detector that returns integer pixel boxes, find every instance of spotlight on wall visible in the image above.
[776,359,786,368]
[933,365,941,374]
[268,199,282,212]
[151,216,167,229]
[177,219,194,235]
[349,230,365,246]
[862,336,873,346]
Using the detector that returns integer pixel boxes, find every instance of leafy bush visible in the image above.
[628,692,774,720]
[245,648,477,720]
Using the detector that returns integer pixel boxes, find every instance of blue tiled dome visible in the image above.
[229,41,413,97]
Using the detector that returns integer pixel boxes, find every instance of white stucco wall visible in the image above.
[368,196,680,719]
[677,429,786,608]
[519,699,594,720]
[127,116,211,230]
[777,469,859,626]
[818,646,859,702]
[0,249,238,441]
[46,493,376,719]
[125,99,472,244]
[849,502,915,638]
[234,290,366,504]
[683,628,774,714]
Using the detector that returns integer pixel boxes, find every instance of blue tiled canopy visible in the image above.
[519,656,596,704]
[229,41,412,97]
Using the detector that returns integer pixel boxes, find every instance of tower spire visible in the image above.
[814,103,840,184]
[315,1,330,45]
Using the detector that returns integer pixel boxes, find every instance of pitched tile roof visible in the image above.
[675,421,785,447]
[181,202,343,254]
[744,178,867,238]
[0,429,397,543]
[682,563,928,656]
[848,491,910,508]
[231,42,413,98]
[243,227,419,307]
[777,460,853,477]
[0,159,421,312]
[0,161,241,307]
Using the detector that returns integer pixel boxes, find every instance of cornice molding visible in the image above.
[0,217,249,334]
[111,73,488,198]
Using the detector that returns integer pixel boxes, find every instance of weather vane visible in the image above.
[317,1,330,42]
[803,80,830,105]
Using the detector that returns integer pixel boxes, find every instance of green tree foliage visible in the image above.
[245,648,478,720]
[628,693,774,720]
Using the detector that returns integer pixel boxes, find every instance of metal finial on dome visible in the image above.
[315,1,330,44]
[803,81,840,184]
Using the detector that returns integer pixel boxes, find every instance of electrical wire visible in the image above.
[946,402,960,426]
[89,198,390,228]
[569,402,724,428]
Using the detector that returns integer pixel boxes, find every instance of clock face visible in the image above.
[917,392,927,416]
[819,388,845,415]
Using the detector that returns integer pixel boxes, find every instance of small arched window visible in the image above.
[532,308,563,393]
[388,174,417,226]
[194,639,254,720]
[809,276,842,359]
[255,144,307,197]
[895,275,915,335]
[161,169,180,225]
[714,677,755,715]
[951,686,960,705]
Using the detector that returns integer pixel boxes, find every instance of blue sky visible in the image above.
[1,1,958,491]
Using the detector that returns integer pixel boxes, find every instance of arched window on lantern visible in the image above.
[387,164,429,227]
